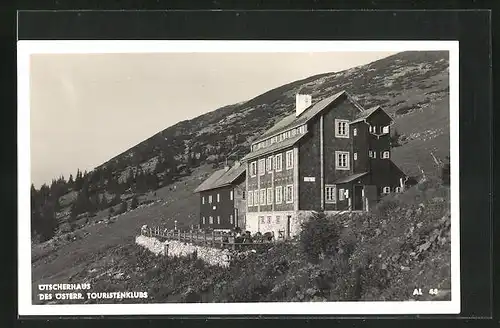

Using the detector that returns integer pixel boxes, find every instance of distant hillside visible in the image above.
[98,50,449,180]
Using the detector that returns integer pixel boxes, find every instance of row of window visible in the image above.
[250,149,391,178]
[250,150,293,176]
[259,215,281,224]
[251,125,307,152]
[247,185,293,206]
[202,214,234,225]
[202,190,234,204]
[252,121,391,152]
[383,186,402,194]
[336,119,390,138]
[338,150,391,169]
[325,185,402,203]
[368,125,390,135]
[368,150,391,159]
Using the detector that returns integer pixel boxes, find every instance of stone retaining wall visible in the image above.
[135,235,231,267]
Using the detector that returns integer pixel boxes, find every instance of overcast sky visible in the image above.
[30,51,397,187]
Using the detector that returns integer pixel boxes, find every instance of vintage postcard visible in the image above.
[18,40,459,316]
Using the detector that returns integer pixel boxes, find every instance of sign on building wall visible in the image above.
[303,177,316,182]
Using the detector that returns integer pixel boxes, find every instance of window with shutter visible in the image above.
[275,153,283,171]
[285,184,293,203]
[267,156,274,173]
[250,161,257,177]
[259,159,265,176]
[275,186,282,204]
[286,150,294,169]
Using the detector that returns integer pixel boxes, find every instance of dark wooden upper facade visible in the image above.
[194,163,246,230]
[241,90,408,213]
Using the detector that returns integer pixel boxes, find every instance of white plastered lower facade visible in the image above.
[245,210,342,238]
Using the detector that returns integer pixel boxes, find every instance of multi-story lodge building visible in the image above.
[240,90,408,238]
[194,162,246,231]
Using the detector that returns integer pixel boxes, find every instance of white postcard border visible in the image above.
[18,40,460,316]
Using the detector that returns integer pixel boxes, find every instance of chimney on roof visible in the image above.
[234,160,240,168]
[296,93,312,117]
[224,165,230,172]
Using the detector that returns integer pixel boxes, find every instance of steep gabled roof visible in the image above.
[256,90,356,142]
[242,90,365,161]
[241,133,306,162]
[349,105,392,124]
[194,164,246,193]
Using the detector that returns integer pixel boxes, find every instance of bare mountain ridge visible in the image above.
[99,50,449,180]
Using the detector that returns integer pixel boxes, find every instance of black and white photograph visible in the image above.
[18,40,459,316]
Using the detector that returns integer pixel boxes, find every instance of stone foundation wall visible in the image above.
[135,235,231,267]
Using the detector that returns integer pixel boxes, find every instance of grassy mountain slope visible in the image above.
[99,50,449,179]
